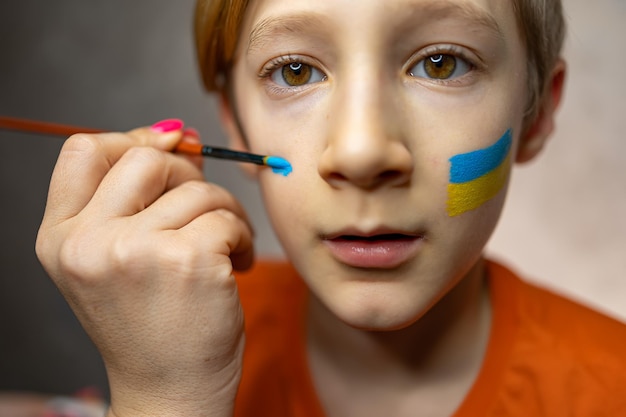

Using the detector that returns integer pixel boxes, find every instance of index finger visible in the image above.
[42,125,183,225]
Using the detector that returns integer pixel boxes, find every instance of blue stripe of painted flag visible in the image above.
[449,129,512,184]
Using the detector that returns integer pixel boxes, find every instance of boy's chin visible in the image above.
[336,308,428,334]
[320,284,437,332]
[340,313,422,333]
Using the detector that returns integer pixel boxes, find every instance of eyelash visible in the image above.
[259,54,303,78]
[406,45,480,85]
[258,45,481,93]
[258,54,326,94]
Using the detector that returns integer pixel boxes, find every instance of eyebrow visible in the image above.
[246,1,503,55]
[413,0,504,40]
[247,12,328,54]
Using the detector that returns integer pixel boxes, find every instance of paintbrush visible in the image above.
[0,116,292,176]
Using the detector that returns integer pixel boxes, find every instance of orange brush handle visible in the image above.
[0,116,104,136]
[0,116,201,156]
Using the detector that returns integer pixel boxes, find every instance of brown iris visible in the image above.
[281,62,312,86]
[423,54,457,79]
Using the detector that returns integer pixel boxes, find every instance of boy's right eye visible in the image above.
[270,61,326,87]
[409,54,472,81]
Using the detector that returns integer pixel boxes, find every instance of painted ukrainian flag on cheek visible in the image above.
[447,129,512,217]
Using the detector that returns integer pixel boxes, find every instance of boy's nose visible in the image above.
[317,82,413,190]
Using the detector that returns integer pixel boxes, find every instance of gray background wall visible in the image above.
[0,0,624,396]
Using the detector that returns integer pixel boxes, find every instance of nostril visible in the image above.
[379,170,405,182]
[373,169,412,188]
[325,169,410,189]
[327,172,347,183]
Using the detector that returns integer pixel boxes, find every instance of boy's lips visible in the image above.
[321,229,425,269]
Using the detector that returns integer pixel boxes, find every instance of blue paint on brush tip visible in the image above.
[265,156,292,176]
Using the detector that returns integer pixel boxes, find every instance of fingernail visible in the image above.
[183,127,200,139]
[151,118,184,133]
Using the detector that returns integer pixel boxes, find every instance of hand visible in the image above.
[36,124,254,417]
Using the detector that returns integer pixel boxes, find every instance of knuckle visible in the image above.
[196,210,233,238]
[58,228,151,286]
[213,208,238,223]
[158,238,235,285]
[123,145,166,165]
[182,179,220,196]
[161,241,201,270]
[62,134,102,157]
[209,262,238,290]
[181,180,232,207]
[107,231,153,277]
[57,229,99,283]
[35,226,54,271]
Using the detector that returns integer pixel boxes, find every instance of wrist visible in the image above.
[106,355,242,417]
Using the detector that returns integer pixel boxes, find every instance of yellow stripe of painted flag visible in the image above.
[447,154,511,217]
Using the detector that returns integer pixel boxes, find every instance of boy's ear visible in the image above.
[218,92,260,178]
[516,59,567,163]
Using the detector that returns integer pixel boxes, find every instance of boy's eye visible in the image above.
[271,62,326,87]
[409,54,471,80]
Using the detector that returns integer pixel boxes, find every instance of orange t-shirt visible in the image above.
[233,260,626,416]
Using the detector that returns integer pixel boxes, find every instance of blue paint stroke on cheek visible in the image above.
[446,129,513,217]
[449,129,512,183]
[265,156,293,176]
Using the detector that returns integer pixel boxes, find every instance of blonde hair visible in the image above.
[194,0,565,124]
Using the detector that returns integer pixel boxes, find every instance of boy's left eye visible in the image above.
[408,54,472,80]
[270,62,326,87]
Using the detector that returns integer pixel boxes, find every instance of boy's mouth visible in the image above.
[322,231,425,269]
[335,233,418,242]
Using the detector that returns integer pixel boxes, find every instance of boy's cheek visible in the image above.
[445,129,513,217]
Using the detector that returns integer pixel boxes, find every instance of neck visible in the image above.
[306,258,492,415]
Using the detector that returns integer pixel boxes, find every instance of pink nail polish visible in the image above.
[183,127,200,139]
[151,119,184,133]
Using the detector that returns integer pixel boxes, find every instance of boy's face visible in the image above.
[226,0,530,329]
